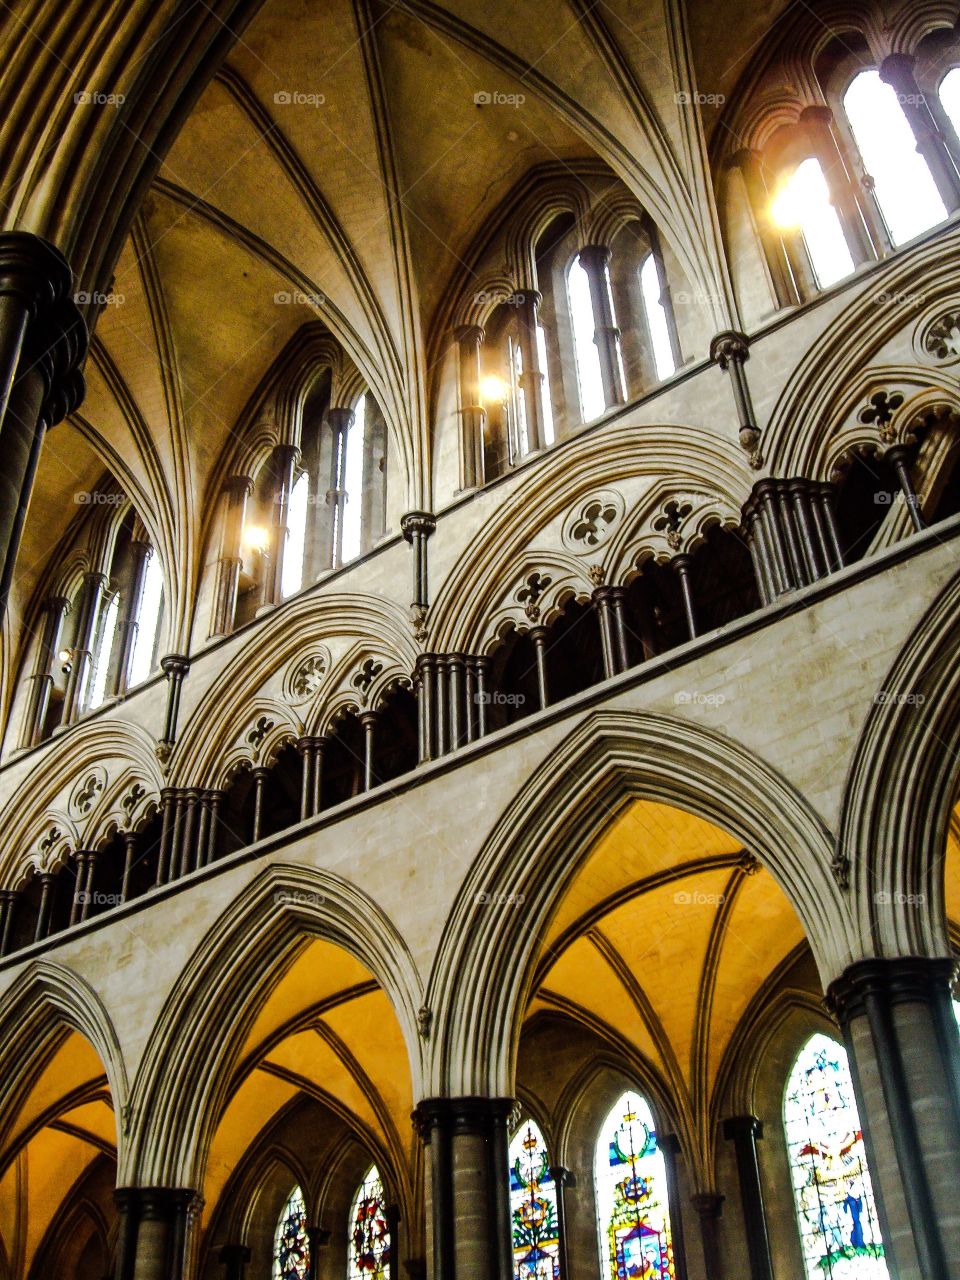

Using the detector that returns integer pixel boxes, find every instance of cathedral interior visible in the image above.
[1,0,960,1277]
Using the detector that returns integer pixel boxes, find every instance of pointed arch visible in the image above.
[427,710,850,1097]
[125,863,423,1187]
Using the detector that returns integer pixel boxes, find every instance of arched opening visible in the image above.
[0,1026,118,1280]
[784,1034,887,1278]
[321,712,367,809]
[771,157,855,290]
[485,626,542,728]
[196,935,411,1280]
[370,685,418,786]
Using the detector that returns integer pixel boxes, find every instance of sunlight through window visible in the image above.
[771,157,855,288]
[129,552,164,687]
[88,592,119,709]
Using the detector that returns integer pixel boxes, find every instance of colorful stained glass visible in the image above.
[594,1092,675,1280]
[784,1034,888,1280]
[274,1185,309,1280]
[508,1120,561,1280]
[348,1165,390,1280]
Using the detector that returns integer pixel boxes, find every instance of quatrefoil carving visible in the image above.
[352,658,384,695]
[246,716,275,748]
[858,391,904,444]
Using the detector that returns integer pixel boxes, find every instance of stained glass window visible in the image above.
[348,1164,390,1280]
[509,1119,561,1280]
[274,1185,309,1280]
[594,1092,675,1280]
[784,1034,888,1280]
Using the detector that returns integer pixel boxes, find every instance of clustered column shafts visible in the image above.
[455,324,486,490]
[0,233,87,620]
[415,653,489,762]
[741,477,843,604]
[0,889,16,957]
[592,585,630,678]
[578,244,625,409]
[114,1186,199,1280]
[880,54,960,214]
[413,1097,514,1280]
[722,1116,774,1280]
[826,956,960,1280]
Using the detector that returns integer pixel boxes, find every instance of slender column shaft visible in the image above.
[673,557,698,640]
[115,539,152,694]
[21,593,69,746]
[455,324,485,490]
[515,291,547,452]
[63,571,106,723]
[121,832,137,901]
[801,105,878,262]
[887,446,925,533]
[0,890,16,957]
[268,443,300,605]
[722,1116,773,1280]
[660,1136,690,1280]
[578,244,624,408]
[327,407,354,569]
[729,149,800,307]
[34,873,54,942]
[881,55,960,213]
[360,712,378,791]
[592,588,619,679]
[210,476,252,637]
[251,769,268,843]
[530,627,549,709]
[690,1193,724,1280]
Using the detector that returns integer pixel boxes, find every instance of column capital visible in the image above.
[400,511,437,543]
[825,955,958,1024]
[160,653,190,679]
[690,1191,724,1218]
[722,1114,763,1141]
[548,1164,573,1187]
[799,103,835,129]
[306,1225,332,1247]
[225,473,254,498]
[879,51,917,87]
[327,405,356,432]
[0,233,73,312]
[412,1095,515,1140]
[710,329,750,368]
[453,323,484,345]
[578,242,613,270]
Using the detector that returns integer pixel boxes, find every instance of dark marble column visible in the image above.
[0,234,87,620]
[710,331,761,467]
[722,1116,773,1280]
[217,1244,251,1279]
[672,557,698,640]
[659,1135,690,1280]
[530,626,550,709]
[548,1165,573,1280]
[401,511,437,615]
[825,956,960,1280]
[690,1192,724,1280]
[306,1225,331,1280]
[886,445,925,533]
[157,654,190,761]
[0,889,16,957]
[413,1097,514,1280]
